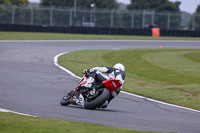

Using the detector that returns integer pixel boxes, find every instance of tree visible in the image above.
[188,5,200,30]
[196,5,200,12]
[126,0,182,29]
[0,0,29,24]
[127,0,180,12]
[0,0,29,5]
[41,0,79,7]
[82,0,118,9]
[41,0,118,9]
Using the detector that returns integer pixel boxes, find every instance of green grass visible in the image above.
[58,49,200,110]
[0,112,164,133]
[1,31,200,40]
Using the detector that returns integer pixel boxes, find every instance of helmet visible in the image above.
[113,63,125,71]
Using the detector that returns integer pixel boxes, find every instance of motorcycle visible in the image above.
[60,73,122,109]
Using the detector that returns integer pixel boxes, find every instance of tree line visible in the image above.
[0,0,184,12]
[0,0,200,30]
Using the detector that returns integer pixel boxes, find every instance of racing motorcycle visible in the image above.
[60,73,122,109]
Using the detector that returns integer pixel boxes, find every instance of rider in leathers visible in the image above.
[83,63,126,108]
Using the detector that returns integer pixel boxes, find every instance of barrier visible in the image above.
[0,23,199,37]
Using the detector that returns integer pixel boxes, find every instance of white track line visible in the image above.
[54,52,81,79]
[54,51,200,113]
[0,108,37,117]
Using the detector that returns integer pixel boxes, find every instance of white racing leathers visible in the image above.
[90,66,126,103]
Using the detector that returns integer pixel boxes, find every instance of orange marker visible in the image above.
[160,45,163,49]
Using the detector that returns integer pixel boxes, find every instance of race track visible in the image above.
[0,40,200,133]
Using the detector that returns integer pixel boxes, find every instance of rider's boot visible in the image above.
[76,94,84,107]
[101,100,109,108]
[71,91,85,107]
[71,91,80,105]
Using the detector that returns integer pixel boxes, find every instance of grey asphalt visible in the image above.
[0,40,200,133]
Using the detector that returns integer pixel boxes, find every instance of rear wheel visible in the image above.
[84,88,110,110]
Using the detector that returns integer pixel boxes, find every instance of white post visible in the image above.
[12,6,15,24]
[167,12,170,29]
[192,13,195,30]
[142,11,145,28]
[94,6,96,26]
[74,0,76,18]
[74,0,76,26]
[31,7,33,25]
[70,8,73,26]
[50,7,54,26]
[111,10,114,27]
[151,11,155,25]
[90,9,92,22]
[131,11,134,28]
[90,4,96,26]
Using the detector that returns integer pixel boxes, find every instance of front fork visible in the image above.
[71,87,96,107]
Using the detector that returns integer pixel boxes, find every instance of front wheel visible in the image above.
[60,93,71,106]
[84,88,110,109]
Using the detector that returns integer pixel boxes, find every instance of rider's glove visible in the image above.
[83,69,87,74]
[87,68,94,73]
[83,68,95,75]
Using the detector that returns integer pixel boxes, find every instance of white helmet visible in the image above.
[113,63,125,71]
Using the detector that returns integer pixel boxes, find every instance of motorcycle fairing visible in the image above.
[102,79,122,92]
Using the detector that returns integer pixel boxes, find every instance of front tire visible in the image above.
[84,88,110,109]
[60,94,71,106]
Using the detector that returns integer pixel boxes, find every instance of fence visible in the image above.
[0,5,200,30]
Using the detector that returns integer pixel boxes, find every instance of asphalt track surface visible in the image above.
[0,40,200,133]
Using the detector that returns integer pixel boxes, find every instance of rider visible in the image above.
[82,63,126,108]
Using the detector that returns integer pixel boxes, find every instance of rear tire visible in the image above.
[84,88,110,110]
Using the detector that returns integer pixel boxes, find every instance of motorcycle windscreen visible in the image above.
[102,79,122,92]
[77,75,88,86]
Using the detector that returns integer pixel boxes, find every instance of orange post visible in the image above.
[152,28,160,37]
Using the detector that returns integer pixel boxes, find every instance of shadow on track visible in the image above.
[62,105,129,113]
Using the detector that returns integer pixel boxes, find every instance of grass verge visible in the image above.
[0,31,200,40]
[0,112,164,133]
[58,49,200,110]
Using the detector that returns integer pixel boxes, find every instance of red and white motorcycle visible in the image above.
[60,74,122,109]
